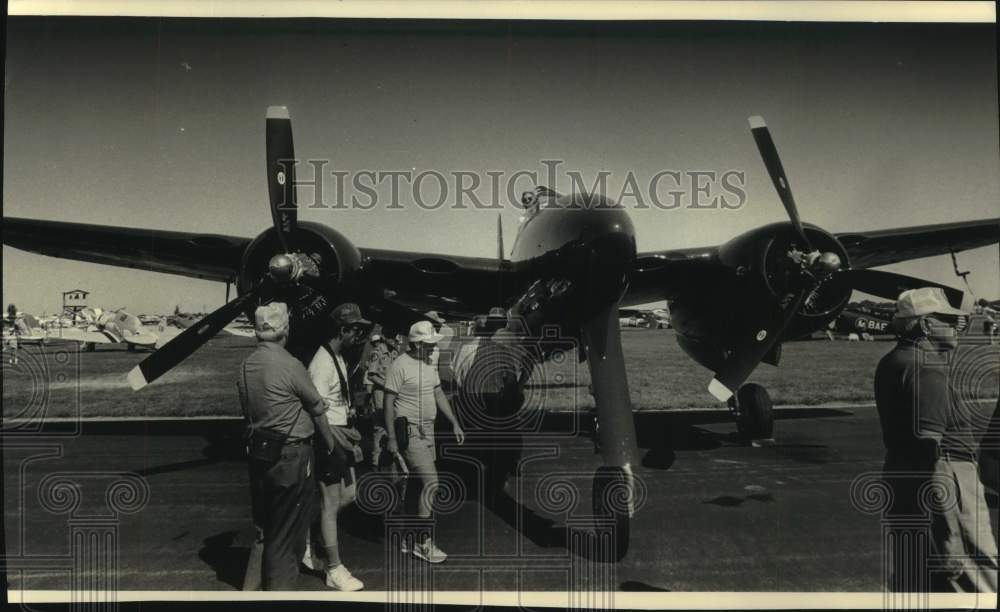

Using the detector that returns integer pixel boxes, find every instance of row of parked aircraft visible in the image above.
[2,307,254,351]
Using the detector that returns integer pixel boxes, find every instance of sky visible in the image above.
[3,19,998,315]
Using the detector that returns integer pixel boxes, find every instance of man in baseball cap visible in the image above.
[875,287,997,592]
[254,302,290,342]
[239,301,338,590]
[409,320,444,345]
[382,318,464,564]
[330,303,371,329]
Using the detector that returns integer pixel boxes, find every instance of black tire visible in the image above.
[736,383,774,440]
[592,466,631,562]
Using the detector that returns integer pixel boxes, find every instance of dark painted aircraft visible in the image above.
[4,108,999,559]
[829,305,894,339]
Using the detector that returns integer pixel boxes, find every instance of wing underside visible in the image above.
[625,217,1000,305]
[3,218,248,282]
[2,217,512,317]
[836,218,1000,269]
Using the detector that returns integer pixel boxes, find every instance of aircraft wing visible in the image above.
[835,218,1000,269]
[359,248,510,319]
[2,217,509,317]
[624,218,1000,306]
[623,246,719,306]
[3,218,248,282]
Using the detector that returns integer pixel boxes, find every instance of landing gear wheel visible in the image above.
[592,466,631,562]
[734,383,774,440]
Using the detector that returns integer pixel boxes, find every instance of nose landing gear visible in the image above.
[728,382,774,441]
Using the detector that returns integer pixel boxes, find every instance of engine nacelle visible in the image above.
[236,221,363,359]
[672,222,852,372]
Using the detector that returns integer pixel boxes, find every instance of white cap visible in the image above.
[895,287,965,320]
[424,310,445,325]
[254,302,289,340]
[408,320,443,344]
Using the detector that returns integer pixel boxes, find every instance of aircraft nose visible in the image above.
[555,192,636,303]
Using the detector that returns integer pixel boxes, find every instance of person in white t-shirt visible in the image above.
[384,320,465,564]
[305,303,371,591]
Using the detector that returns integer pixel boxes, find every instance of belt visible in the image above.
[940,449,977,463]
[285,437,312,446]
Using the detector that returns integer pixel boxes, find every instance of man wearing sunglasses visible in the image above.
[304,303,372,591]
[875,287,998,593]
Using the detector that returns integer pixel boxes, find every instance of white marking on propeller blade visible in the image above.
[126,366,148,391]
[748,115,767,129]
[708,378,734,401]
[266,105,290,119]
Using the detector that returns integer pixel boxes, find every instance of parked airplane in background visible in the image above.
[5,108,998,559]
[618,308,671,329]
[57,308,158,350]
[827,304,894,340]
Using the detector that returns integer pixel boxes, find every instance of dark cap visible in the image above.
[330,303,371,327]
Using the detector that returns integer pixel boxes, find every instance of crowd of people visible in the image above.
[236,288,998,593]
[237,300,524,591]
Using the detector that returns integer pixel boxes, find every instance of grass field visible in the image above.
[3,329,997,419]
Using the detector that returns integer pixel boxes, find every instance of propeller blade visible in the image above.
[708,288,809,401]
[266,105,298,253]
[127,289,262,390]
[837,269,965,307]
[748,116,813,252]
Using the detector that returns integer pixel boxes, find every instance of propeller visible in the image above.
[834,269,965,308]
[128,106,309,391]
[708,288,808,401]
[708,117,966,401]
[128,284,269,390]
[748,116,812,252]
[266,105,298,253]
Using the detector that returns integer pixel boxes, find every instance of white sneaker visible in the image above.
[302,542,318,571]
[412,539,447,564]
[325,564,364,591]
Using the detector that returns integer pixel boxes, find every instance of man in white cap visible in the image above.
[423,311,453,369]
[383,320,465,563]
[874,287,998,592]
[236,302,338,591]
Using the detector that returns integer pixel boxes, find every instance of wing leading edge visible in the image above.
[2,217,512,317]
[3,217,249,282]
[836,218,1000,270]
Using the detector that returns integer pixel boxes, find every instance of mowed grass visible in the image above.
[2,330,997,419]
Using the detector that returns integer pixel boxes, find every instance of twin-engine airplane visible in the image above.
[4,107,998,558]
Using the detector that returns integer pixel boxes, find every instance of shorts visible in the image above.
[401,429,436,475]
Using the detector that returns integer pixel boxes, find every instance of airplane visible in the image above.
[4,107,999,559]
[827,303,895,340]
[1,312,48,345]
[618,308,670,329]
[50,308,158,350]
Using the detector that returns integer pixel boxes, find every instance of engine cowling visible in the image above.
[672,222,852,371]
[236,221,363,359]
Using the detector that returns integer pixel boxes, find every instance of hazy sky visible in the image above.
[3,19,998,314]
